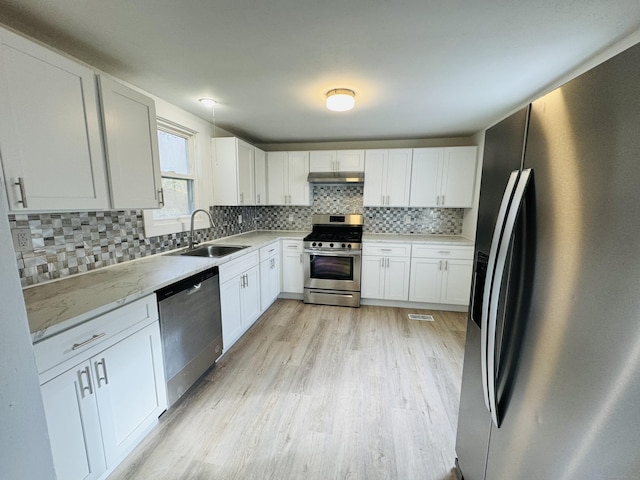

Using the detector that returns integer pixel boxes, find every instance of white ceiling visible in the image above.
[1,1,640,144]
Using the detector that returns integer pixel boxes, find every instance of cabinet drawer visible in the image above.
[411,245,473,260]
[34,295,158,375]
[363,242,411,257]
[281,239,303,252]
[220,250,259,284]
[260,241,280,261]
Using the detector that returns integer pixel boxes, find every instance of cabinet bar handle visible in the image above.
[445,260,448,271]
[72,332,106,351]
[438,251,451,254]
[386,257,389,268]
[78,366,93,398]
[380,248,392,252]
[439,260,443,271]
[15,177,28,208]
[95,358,109,387]
[442,195,445,205]
[158,188,165,207]
[257,193,261,204]
[380,257,384,268]
[387,195,390,205]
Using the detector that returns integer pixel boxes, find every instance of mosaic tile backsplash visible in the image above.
[11,185,462,286]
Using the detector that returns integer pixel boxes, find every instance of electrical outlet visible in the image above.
[288,214,294,222]
[404,215,411,224]
[12,228,32,252]
[238,214,243,224]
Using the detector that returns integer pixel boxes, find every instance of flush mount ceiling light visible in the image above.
[326,88,355,112]
[199,97,217,108]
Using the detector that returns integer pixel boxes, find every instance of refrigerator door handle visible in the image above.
[481,169,521,414]
[487,168,532,427]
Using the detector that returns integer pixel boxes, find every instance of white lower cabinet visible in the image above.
[94,323,165,466]
[361,243,411,301]
[281,239,304,294]
[220,251,261,351]
[36,295,166,480]
[259,242,281,311]
[409,245,473,305]
[40,362,105,480]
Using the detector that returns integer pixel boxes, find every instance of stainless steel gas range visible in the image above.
[303,214,363,307]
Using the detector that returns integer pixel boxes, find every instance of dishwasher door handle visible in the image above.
[186,283,202,295]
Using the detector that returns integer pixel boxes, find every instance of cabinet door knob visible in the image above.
[72,332,106,350]
[15,177,28,208]
[94,358,109,387]
[78,366,93,398]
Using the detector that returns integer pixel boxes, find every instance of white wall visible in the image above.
[0,176,56,479]
[461,130,486,241]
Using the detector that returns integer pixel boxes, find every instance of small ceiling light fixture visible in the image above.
[199,97,217,108]
[326,88,355,112]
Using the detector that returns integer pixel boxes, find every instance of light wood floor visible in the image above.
[109,299,467,480]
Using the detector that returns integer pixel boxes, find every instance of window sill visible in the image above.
[142,210,210,238]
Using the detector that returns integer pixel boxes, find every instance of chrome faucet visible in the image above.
[188,209,215,249]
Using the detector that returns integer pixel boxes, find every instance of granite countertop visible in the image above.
[362,233,474,246]
[24,230,307,342]
[23,229,474,343]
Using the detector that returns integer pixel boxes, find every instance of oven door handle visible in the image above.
[303,249,361,257]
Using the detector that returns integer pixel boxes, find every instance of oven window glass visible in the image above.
[310,255,353,280]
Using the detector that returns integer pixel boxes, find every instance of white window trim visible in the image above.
[143,118,209,238]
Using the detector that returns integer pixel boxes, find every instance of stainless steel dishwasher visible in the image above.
[156,267,222,407]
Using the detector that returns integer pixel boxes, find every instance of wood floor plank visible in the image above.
[108,299,467,480]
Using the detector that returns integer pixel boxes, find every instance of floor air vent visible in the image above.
[408,314,434,321]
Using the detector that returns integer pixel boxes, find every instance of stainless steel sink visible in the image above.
[172,244,249,258]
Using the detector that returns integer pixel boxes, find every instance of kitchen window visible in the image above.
[154,125,195,219]
[142,118,204,237]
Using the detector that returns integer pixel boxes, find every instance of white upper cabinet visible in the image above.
[0,26,108,212]
[212,137,256,205]
[254,147,267,205]
[363,149,412,206]
[237,140,255,205]
[266,151,310,205]
[408,148,443,207]
[287,151,310,204]
[309,150,364,172]
[97,75,162,209]
[266,152,287,205]
[336,150,365,172]
[309,151,336,172]
[441,146,478,207]
[410,146,478,208]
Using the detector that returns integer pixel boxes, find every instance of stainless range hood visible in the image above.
[306,171,364,184]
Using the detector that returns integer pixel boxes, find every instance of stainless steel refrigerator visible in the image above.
[455,41,640,479]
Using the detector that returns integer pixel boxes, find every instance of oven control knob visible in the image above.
[342,243,346,248]
[318,243,323,247]
[312,242,317,247]
[347,244,352,249]
[330,243,334,247]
